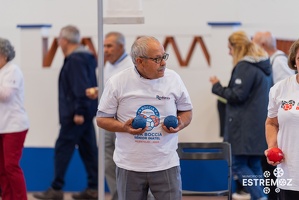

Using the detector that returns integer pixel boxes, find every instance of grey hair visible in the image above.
[105,32,125,46]
[263,31,277,49]
[0,38,15,62]
[60,25,80,44]
[130,36,160,65]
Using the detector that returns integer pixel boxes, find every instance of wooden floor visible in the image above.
[25,193,228,200]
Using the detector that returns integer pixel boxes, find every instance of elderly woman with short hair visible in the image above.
[0,38,29,200]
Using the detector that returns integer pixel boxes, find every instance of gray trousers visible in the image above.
[105,131,155,200]
[116,166,182,200]
[105,131,118,200]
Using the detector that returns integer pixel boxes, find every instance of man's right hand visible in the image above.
[124,118,147,135]
[86,87,98,99]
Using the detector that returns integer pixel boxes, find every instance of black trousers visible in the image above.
[279,189,299,200]
[217,99,226,137]
[261,156,278,200]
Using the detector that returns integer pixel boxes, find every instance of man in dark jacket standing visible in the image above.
[34,25,98,200]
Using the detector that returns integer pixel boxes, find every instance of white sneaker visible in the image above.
[232,191,251,200]
[258,197,268,200]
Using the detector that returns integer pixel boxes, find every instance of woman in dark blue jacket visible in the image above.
[210,31,272,200]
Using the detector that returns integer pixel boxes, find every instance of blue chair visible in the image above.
[177,142,232,199]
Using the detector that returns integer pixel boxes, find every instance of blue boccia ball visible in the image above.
[164,115,178,129]
[132,115,147,129]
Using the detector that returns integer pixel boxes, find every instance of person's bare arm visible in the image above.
[265,117,279,148]
[265,117,282,166]
[96,117,147,135]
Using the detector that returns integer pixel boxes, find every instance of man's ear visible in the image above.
[136,57,143,65]
[120,43,124,48]
[261,42,267,48]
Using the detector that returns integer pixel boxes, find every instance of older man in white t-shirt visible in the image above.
[96,36,193,200]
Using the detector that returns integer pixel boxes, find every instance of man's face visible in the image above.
[104,35,124,64]
[58,32,68,55]
[228,43,234,56]
[137,42,167,79]
[252,33,263,47]
[0,54,7,69]
[295,49,299,71]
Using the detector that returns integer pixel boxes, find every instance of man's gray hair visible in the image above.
[0,38,15,62]
[60,25,81,44]
[105,32,125,46]
[260,31,277,49]
[130,36,160,65]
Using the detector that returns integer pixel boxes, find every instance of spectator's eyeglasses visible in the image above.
[140,53,169,64]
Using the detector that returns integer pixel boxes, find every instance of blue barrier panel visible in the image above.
[21,147,109,192]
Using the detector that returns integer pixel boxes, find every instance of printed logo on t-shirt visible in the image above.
[281,100,295,111]
[134,105,162,143]
[156,95,170,100]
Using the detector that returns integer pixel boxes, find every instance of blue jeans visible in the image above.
[232,155,266,200]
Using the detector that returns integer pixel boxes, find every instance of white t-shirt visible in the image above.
[97,67,192,172]
[104,54,133,83]
[268,75,299,191]
[270,50,294,84]
[0,62,29,133]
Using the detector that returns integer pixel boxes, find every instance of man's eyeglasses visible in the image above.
[140,53,169,64]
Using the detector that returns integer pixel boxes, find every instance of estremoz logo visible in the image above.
[241,167,292,195]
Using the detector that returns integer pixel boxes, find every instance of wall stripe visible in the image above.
[21,147,109,192]
[21,148,231,192]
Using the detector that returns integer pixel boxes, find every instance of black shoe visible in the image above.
[72,188,98,199]
[33,187,63,200]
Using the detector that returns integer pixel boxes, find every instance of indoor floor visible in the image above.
[25,193,228,200]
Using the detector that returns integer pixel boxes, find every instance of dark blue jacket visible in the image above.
[212,57,272,155]
[58,46,98,125]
